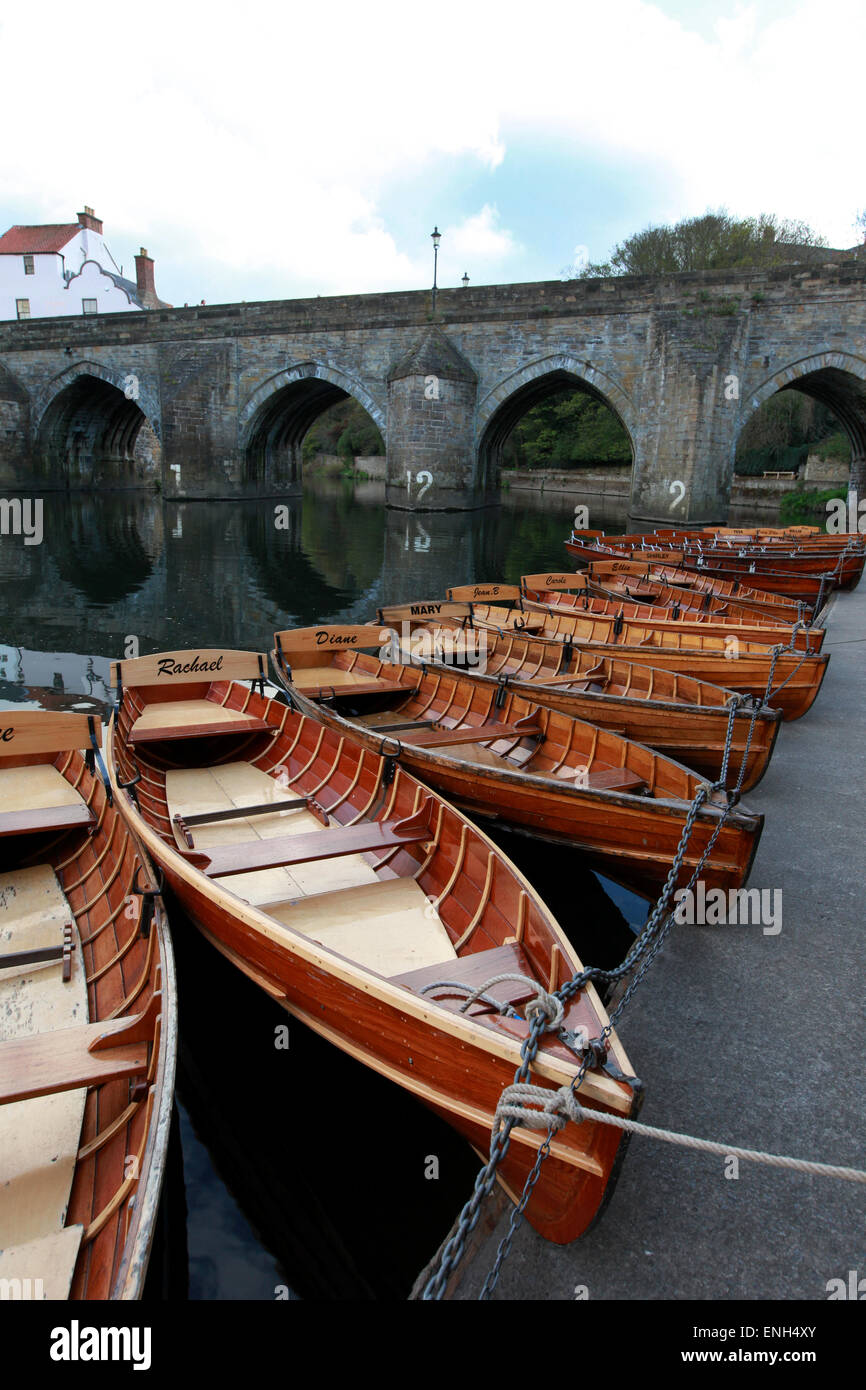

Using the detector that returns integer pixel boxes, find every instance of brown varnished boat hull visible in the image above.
[467,609,830,721]
[586,529,864,583]
[583,575,816,631]
[573,552,808,622]
[523,590,824,652]
[417,659,781,793]
[1,743,176,1300]
[108,674,639,1245]
[296,704,762,900]
[371,618,781,786]
[276,655,764,902]
[182,901,634,1247]
[564,540,833,604]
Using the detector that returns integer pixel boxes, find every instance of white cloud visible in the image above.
[445,206,521,267]
[0,0,862,303]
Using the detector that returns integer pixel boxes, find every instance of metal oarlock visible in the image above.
[132,864,164,939]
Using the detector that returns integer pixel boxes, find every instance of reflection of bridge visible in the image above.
[2,268,866,521]
[0,489,518,664]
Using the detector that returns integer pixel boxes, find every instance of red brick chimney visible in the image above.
[135,247,160,309]
[77,206,103,233]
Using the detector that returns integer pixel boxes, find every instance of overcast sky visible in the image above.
[1,0,862,307]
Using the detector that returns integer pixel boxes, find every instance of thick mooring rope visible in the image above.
[494,1084,866,1185]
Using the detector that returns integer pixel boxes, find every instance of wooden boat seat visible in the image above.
[0,1013,150,1107]
[0,864,89,1259]
[0,766,94,839]
[554,762,648,794]
[391,942,540,1017]
[0,1226,84,1301]
[541,674,609,692]
[355,712,424,730]
[406,717,542,749]
[129,699,270,745]
[291,667,411,700]
[261,877,457,977]
[441,742,522,769]
[182,814,431,880]
[166,762,385,905]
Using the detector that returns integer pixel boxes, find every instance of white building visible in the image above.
[0,207,169,320]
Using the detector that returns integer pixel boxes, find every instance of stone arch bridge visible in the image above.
[1,264,865,522]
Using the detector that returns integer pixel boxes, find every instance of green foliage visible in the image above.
[571,209,827,280]
[814,430,851,462]
[780,487,845,523]
[303,398,384,462]
[734,394,848,475]
[502,387,631,469]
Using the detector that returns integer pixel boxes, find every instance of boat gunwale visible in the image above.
[105,682,634,1108]
[276,654,763,830]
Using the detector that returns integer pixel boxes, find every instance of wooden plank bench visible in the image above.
[0,804,95,839]
[555,762,648,794]
[296,678,414,700]
[406,716,542,749]
[0,765,95,840]
[391,942,540,1017]
[181,808,433,879]
[0,1000,157,1106]
[130,700,271,745]
[539,674,609,690]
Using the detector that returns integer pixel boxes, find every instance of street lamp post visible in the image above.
[461,272,469,288]
[431,226,441,313]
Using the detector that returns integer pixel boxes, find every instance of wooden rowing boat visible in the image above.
[106,648,641,1245]
[565,538,833,605]
[556,568,818,631]
[381,598,829,721]
[272,627,765,901]
[516,575,824,652]
[565,531,864,595]
[0,710,176,1300]
[572,554,809,623]
[365,608,781,791]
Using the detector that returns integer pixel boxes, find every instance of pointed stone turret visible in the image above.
[385,327,483,510]
[387,326,478,387]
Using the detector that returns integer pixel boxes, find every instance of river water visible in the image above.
[1,477,651,1299]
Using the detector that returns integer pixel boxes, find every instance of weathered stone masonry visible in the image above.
[0,265,865,521]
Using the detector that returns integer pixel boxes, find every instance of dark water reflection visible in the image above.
[0,478,646,1301]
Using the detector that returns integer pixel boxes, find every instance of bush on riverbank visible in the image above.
[779,486,845,524]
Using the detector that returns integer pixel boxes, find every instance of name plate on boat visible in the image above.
[521,573,589,592]
[377,602,471,623]
[276,625,394,652]
[631,549,685,563]
[446,584,522,604]
[588,560,655,578]
[111,649,267,687]
[0,711,97,760]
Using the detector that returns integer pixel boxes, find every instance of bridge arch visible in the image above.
[475,355,636,492]
[239,361,386,488]
[738,350,866,488]
[35,362,161,489]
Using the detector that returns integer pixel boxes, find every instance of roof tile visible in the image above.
[0,224,80,254]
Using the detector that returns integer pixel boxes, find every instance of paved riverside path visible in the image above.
[451,580,866,1302]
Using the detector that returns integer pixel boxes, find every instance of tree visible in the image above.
[567,209,827,279]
